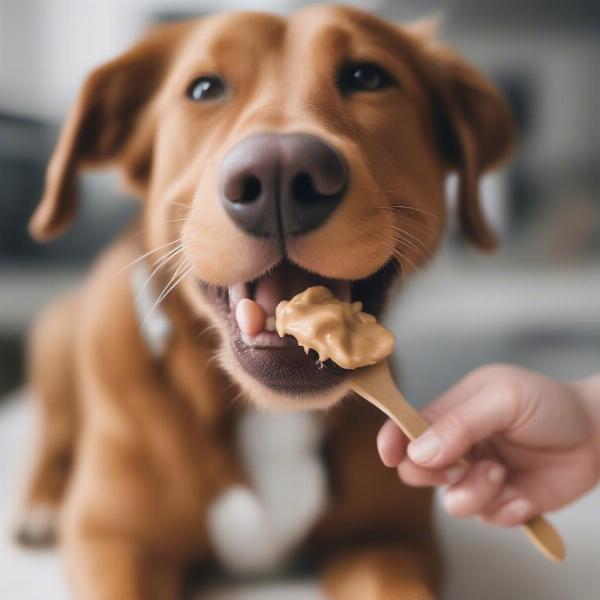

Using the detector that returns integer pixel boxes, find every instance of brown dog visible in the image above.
[18,5,514,599]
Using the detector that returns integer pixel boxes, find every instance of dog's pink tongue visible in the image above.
[235,299,267,337]
[254,269,287,317]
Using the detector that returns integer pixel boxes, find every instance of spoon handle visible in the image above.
[351,360,565,563]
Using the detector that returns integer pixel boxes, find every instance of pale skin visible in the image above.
[377,364,600,526]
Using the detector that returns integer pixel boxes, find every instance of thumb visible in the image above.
[407,386,519,469]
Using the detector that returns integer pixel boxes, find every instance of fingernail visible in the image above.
[487,464,505,484]
[408,430,441,464]
[445,464,468,484]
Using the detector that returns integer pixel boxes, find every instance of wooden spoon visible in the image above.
[351,359,566,563]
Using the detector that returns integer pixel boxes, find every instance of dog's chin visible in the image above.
[199,258,398,407]
[219,345,353,410]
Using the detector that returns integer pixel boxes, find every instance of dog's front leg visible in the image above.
[321,545,439,600]
[63,529,180,600]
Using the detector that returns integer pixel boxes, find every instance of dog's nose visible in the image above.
[219,133,347,237]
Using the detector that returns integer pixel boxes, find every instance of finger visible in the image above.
[397,459,448,487]
[442,460,506,518]
[397,458,469,488]
[377,419,408,467]
[481,495,537,527]
[407,383,522,469]
[480,477,542,526]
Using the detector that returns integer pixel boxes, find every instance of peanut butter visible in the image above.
[275,286,394,369]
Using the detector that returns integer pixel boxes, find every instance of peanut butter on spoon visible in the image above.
[275,286,565,563]
[275,286,394,369]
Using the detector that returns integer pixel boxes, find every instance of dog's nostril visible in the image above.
[219,133,347,237]
[291,172,319,203]
[237,176,262,204]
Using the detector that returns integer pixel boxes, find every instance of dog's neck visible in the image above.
[129,258,330,575]
[129,255,230,427]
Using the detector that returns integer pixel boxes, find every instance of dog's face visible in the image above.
[30,6,514,408]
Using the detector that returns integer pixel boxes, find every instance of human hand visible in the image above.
[377,365,600,526]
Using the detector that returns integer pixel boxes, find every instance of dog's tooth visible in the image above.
[235,299,267,337]
[265,316,276,332]
[241,331,289,348]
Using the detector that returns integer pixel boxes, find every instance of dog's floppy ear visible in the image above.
[409,24,515,250]
[29,22,188,241]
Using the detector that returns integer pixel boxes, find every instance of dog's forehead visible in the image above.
[176,6,406,66]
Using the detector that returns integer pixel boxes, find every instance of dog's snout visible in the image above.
[219,133,347,237]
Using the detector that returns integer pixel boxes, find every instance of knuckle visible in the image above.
[487,377,528,423]
[495,375,524,402]
[475,363,524,394]
[441,411,476,448]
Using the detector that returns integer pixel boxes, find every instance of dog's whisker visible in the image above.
[119,239,182,274]
[389,255,405,281]
[140,264,193,331]
[394,236,429,259]
[152,243,184,267]
[391,229,431,259]
[374,241,406,282]
[197,351,224,380]
[370,238,405,272]
[372,235,424,277]
[196,322,222,339]
[375,197,442,221]
[158,257,189,299]
[372,204,437,233]
[330,214,420,275]
[374,204,438,220]
[392,236,430,261]
[392,226,432,253]
[390,247,423,274]
[134,244,184,305]
[393,236,429,263]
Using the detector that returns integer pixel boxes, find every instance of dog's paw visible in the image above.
[12,503,58,548]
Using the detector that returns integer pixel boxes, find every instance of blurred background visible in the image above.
[0,1,598,599]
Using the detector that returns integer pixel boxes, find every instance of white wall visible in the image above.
[447,30,599,169]
[1,0,597,171]
[0,0,409,120]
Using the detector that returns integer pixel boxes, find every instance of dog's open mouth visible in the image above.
[203,259,397,395]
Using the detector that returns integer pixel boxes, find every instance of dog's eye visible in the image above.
[186,75,227,102]
[338,63,394,94]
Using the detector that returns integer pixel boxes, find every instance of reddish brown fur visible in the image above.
[22,6,513,599]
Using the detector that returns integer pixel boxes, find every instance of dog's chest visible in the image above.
[206,410,329,575]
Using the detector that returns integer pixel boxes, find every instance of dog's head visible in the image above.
[30,6,514,409]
